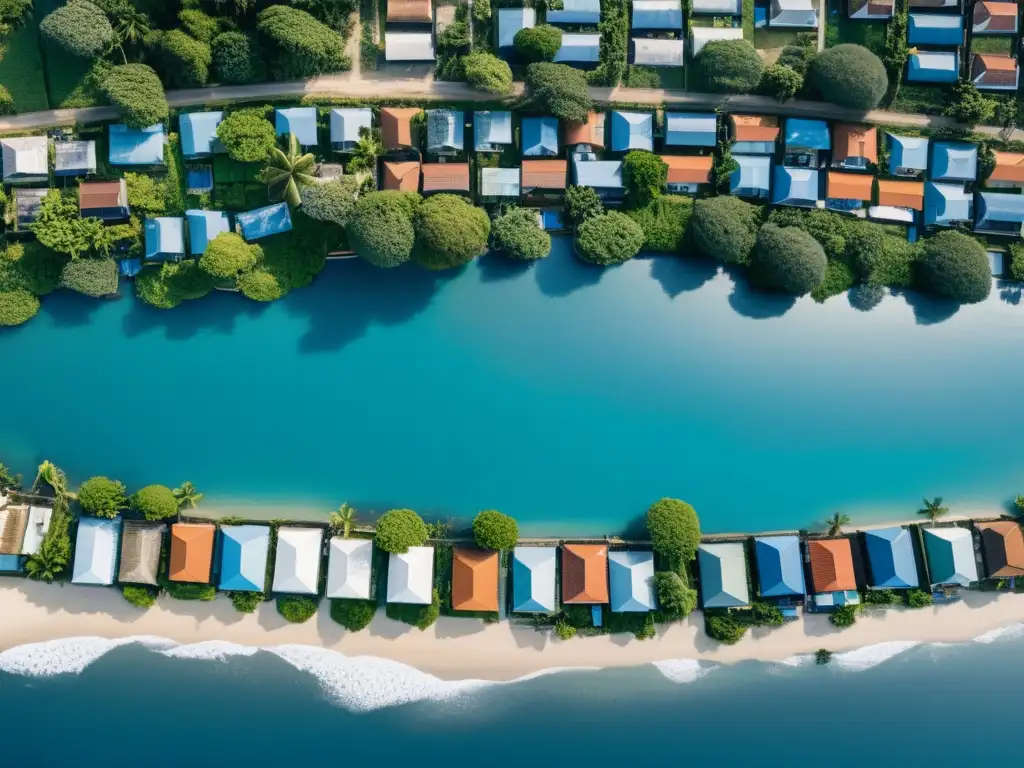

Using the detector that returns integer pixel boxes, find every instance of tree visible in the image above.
[178,9,220,44]
[26,486,72,582]
[437,20,470,53]
[830,605,858,628]
[691,196,760,265]
[760,63,803,101]
[216,108,277,163]
[845,223,887,278]
[347,191,420,268]
[348,130,383,175]
[109,3,151,58]
[32,191,107,258]
[40,1,113,59]
[59,258,118,297]
[330,598,376,631]
[213,0,254,16]
[230,591,264,613]
[826,513,850,537]
[575,212,645,266]
[696,39,764,94]
[706,614,747,644]
[815,649,833,665]
[136,261,215,309]
[256,5,348,80]
[944,80,996,127]
[919,230,991,304]
[622,151,667,207]
[122,585,157,608]
[0,462,21,492]
[473,509,519,550]
[492,207,551,261]
[129,484,179,520]
[473,0,491,20]
[277,595,319,623]
[647,498,701,566]
[751,601,784,626]
[374,508,428,554]
[0,290,39,326]
[918,496,949,524]
[300,176,360,228]
[412,194,490,270]
[329,502,357,538]
[564,185,603,227]
[0,0,32,34]
[0,84,13,116]
[150,29,212,88]
[237,269,284,302]
[173,481,203,509]
[212,31,265,84]
[462,51,513,95]
[101,64,168,129]
[553,617,577,639]
[808,44,888,110]
[526,63,592,122]
[34,460,69,498]
[654,571,697,620]
[751,223,827,295]
[263,133,316,208]
[906,589,933,609]
[199,232,261,279]
[77,476,127,518]
[514,24,562,62]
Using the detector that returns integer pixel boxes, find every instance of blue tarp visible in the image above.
[784,118,830,151]
[931,141,978,181]
[610,111,654,152]
[180,111,224,158]
[144,217,185,260]
[772,166,820,206]
[522,116,560,157]
[109,124,165,166]
[236,202,293,241]
[908,13,964,46]
[0,554,22,572]
[730,154,771,198]
[924,182,973,226]
[755,536,806,597]
[888,133,929,175]
[865,527,920,589]
[474,111,513,150]
[908,51,959,83]
[275,107,318,146]
[665,112,717,147]
[186,209,232,256]
[541,209,565,230]
[186,168,213,193]
[975,192,1024,233]
[218,525,271,592]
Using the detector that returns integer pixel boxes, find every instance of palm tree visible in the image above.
[174,481,203,509]
[33,460,69,500]
[262,133,316,208]
[348,130,383,175]
[826,513,850,537]
[114,8,151,58]
[918,496,949,524]
[329,503,357,538]
[1015,495,1024,513]
[215,0,254,15]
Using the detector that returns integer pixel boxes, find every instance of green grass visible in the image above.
[0,19,49,112]
[743,0,755,39]
[753,28,801,50]
[970,35,1014,56]
[658,67,685,90]
[888,84,951,116]
[825,14,887,54]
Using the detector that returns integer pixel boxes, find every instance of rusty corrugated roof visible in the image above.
[562,543,609,604]
[383,161,421,192]
[451,548,499,612]
[978,521,1024,578]
[421,162,470,192]
[522,159,567,189]
[169,523,215,583]
[808,539,857,592]
[387,0,432,22]
[661,155,712,184]
[79,181,124,211]
[380,108,420,150]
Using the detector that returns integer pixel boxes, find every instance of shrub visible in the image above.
[277,595,319,623]
[918,230,991,303]
[830,604,858,628]
[815,648,833,664]
[0,290,40,326]
[750,601,784,626]
[526,63,591,122]
[386,588,440,630]
[212,32,265,84]
[77,476,127,518]
[706,614,747,644]
[625,196,693,253]
[472,509,519,550]
[374,508,428,554]
[576,212,645,266]
[216,108,277,163]
[691,196,760,265]
[179,9,220,44]
[299,177,360,228]
[347,190,420,268]
[164,582,217,600]
[40,0,113,59]
[122,585,158,608]
[944,80,996,127]
[865,588,898,605]
[647,498,701,566]
[778,44,814,75]
[514,24,562,62]
[491,207,551,260]
[654,571,697,620]
[845,223,887,278]
[0,242,67,296]
[129,484,179,520]
[622,151,667,207]
[0,84,13,116]
[413,194,490,270]
[553,617,577,640]
[237,269,284,302]
[59,258,118,297]
[696,40,764,94]
[760,63,803,101]
[257,5,349,80]
[808,44,888,110]
[462,52,513,95]
[101,65,168,129]
[751,223,827,295]
[330,599,376,631]
[151,29,212,88]
[230,591,264,613]
[199,232,261,279]
[564,185,604,227]
[905,589,933,609]
[136,261,215,309]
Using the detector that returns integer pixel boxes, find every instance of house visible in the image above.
[329,108,373,152]
[547,0,601,25]
[480,167,521,199]
[14,188,46,230]
[924,182,973,226]
[923,527,978,587]
[989,151,1024,188]
[325,538,373,599]
[385,32,435,62]
[631,0,684,30]
[80,180,129,221]
[573,159,624,200]
[698,542,750,609]
[497,7,536,51]
[632,38,685,67]
[770,0,819,27]
[825,172,873,215]
[236,202,293,241]
[117,521,165,586]
[908,13,964,46]
[973,2,1017,34]
[0,505,27,555]
[909,0,959,7]
[512,546,557,613]
[663,156,713,194]
[772,166,821,208]
[692,0,742,15]
[522,159,568,195]
[22,506,52,557]
[564,112,606,150]
[426,109,464,155]
[974,191,1024,236]
[665,113,717,147]
[218,524,271,592]
[976,521,1024,578]
[452,548,499,612]
[168,522,215,583]
[1,136,48,182]
[72,517,121,586]
[522,116,560,157]
[730,115,779,155]
[186,209,231,256]
[931,141,978,182]
[849,0,894,19]
[388,0,432,21]
[887,133,929,177]
[863,527,920,589]
[562,544,609,604]
[275,107,318,147]
[421,162,470,194]
[907,50,959,83]
[180,111,224,158]
[474,111,513,152]
[554,33,602,65]
[730,155,771,200]
[972,53,1020,91]
[870,179,925,223]
[380,107,421,150]
[754,536,805,597]
[272,527,323,595]
[610,111,654,152]
[783,118,830,163]
[109,124,165,166]
[54,140,96,176]
[808,538,860,608]
[831,124,878,170]
[382,160,421,192]
[608,550,655,612]
[690,27,743,57]
[144,217,186,261]
[386,546,434,604]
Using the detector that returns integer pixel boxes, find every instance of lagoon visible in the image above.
[0,237,1022,535]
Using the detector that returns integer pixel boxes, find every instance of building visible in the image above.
[831,124,878,170]
[330,108,373,152]
[988,151,1024,188]
[275,107,318,147]
[497,7,536,51]
[770,0,819,27]
[512,546,557,613]
[14,188,46,231]
[522,159,568,195]
[977,521,1024,578]
[665,113,717,148]
[144,217,186,261]
[870,179,925,223]
[387,0,432,22]
[573,159,624,201]
[1,136,48,182]
[784,118,830,160]
[474,111,513,152]
[452,548,499,612]
[109,124,166,166]
[730,115,779,155]
[426,109,464,155]
[972,1,1018,34]
[663,156,713,194]
[690,26,743,57]
[730,155,771,200]
[692,0,742,14]
[325,538,373,599]
[236,203,293,241]
[924,182,973,227]
[808,538,859,608]
[863,527,919,589]
[382,160,421,192]
[907,51,959,83]
[118,521,165,586]
[931,141,978,182]
[849,0,894,19]
[272,527,323,595]
[698,542,750,609]
[610,111,654,153]
[421,162,470,194]
[562,543,609,604]
[72,517,121,586]
[22,506,52,557]
[380,107,420,150]
[0,504,28,555]
[974,191,1024,236]
[386,546,434,604]
[554,33,602,64]
[754,535,805,597]
[219,525,270,592]
[385,32,435,62]
[825,172,873,215]
[608,550,655,612]
[180,111,224,158]
[522,116,560,157]
[909,0,959,7]
[54,140,96,176]
[631,0,684,29]
[168,522,215,583]
[972,53,1019,91]
[908,13,964,45]
[80,180,129,221]
[923,527,979,587]
[632,38,685,67]
[186,209,231,256]
[547,0,601,25]
[480,167,521,199]
[772,166,821,208]
[887,133,929,177]
[564,112,606,150]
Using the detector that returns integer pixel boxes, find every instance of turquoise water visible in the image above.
[1,237,1023,534]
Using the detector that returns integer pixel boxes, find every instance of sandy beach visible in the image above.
[1,577,1022,681]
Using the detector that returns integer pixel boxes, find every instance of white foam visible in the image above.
[160,640,259,661]
[650,658,713,684]
[833,641,919,672]
[775,654,812,668]
[972,623,1024,644]
[0,635,172,677]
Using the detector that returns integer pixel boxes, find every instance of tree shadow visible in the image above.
[847,284,887,313]
[533,247,604,297]
[121,290,268,341]
[648,255,719,298]
[41,290,108,328]
[895,288,961,326]
[725,269,797,320]
[476,250,534,283]
[999,283,1022,306]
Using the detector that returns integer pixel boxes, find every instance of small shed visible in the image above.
[80,180,129,221]
[497,7,536,49]
[698,542,750,609]
[72,517,121,586]
[382,160,421,192]
[426,109,465,154]
[236,202,293,241]
[452,548,499,612]
[218,525,271,592]
[144,217,186,261]
[772,166,820,207]
[632,38,685,67]
[631,0,684,29]
[480,167,521,198]
[887,133,929,177]
[421,162,470,194]
[325,538,373,600]
[923,527,979,588]
[554,33,602,64]
[180,111,225,158]
[276,107,318,147]
[864,527,920,589]
[908,13,964,46]
[562,543,609,604]
[665,113,717,147]
[608,550,656,612]
[272,527,323,595]
[547,0,601,25]
[54,140,96,176]
[329,108,373,152]
[109,124,166,166]
[512,546,557,613]
[753,535,805,597]
[1,136,48,182]
[924,182,973,226]
[907,51,959,83]
[186,209,231,256]
[522,116,559,157]
[386,546,434,605]
[118,521,166,586]
[977,521,1024,579]
[385,32,435,61]
[730,154,772,200]
[610,111,654,152]
[474,111,513,152]
[690,26,743,57]
[168,522,216,583]
[931,141,978,182]
[974,191,1024,236]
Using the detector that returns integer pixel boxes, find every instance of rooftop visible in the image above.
[382,161,421,192]
[562,543,609,604]
[218,525,270,592]
[452,548,500,612]
[522,159,568,190]
[564,112,606,148]
[387,0,432,23]
[990,151,1024,183]
[827,172,874,202]
[877,179,925,210]
[808,538,857,593]
[864,527,919,589]
[72,517,121,586]
[977,521,1024,578]
[326,537,373,600]
[272,527,323,595]
[698,542,750,608]
[169,523,215,583]
[180,111,224,158]
[380,107,420,149]
[662,155,713,185]
[609,550,656,612]
[421,162,470,193]
[387,546,434,605]
[118,521,165,586]
[754,535,805,597]
[512,546,557,613]
[924,527,979,587]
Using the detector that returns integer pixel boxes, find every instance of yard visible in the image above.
[0,17,49,113]
[970,35,1015,56]
[887,84,952,116]
[825,13,887,54]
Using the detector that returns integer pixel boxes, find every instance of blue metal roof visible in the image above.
[236,202,293,241]
[512,546,557,612]
[975,191,1024,232]
[772,166,820,207]
[109,123,165,166]
[887,133,929,175]
[522,116,560,157]
[610,111,654,152]
[426,109,465,152]
[632,0,684,29]
[186,209,232,256]
[731,154,771,197]
[931,141,978,182]
[665,112,717,147]
[144,217,185,260]
[180,111,224,158]
[553,33,601,64]
[784,118,830,151]
[754,536,805,597]
[908,13,964,45]
[275,107,318,146]
[547,0,601,24]
[218,525,271,592]
[698,543,750,608]
[573,159,624,188]
[329,108,372,148]
[609,550,656,612]
[864,527,920,589]
[924,182,973,226]
[908,51,959,83]
[474,111,513,150]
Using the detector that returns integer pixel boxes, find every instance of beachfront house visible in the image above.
[474,111,513,153]
[382,160,421,192]
[849,0,894,19]
[972,2,1017,34]
[770,0,819,28]
[144,217,186,261]
[931,141,978,182]
[180,111,225,159]
[974,191,1024,236]
[54,140,97,177]
[218,525,271,592]
[887,133,929,177]
[783,118,830,167]
[697,543,750,609]
[554,34,602,65]
[118,521,166,586]
[380,107,421,151]
[452,548,500,613]
[562,543,609,604]
[1,136,48,183]
[730,155,772,200]
[385,32,435,62]
[497,7,536,53]
[610,111,654,153]
[386,546,434,605]
[808,538,860,609]
[753,536,806,598]
[272,527,323,595]
[12,505,51,558]
[564,112,606,152]
[422,163,471,195]
[972,54,1020,91]
[907,51,960,83]
[0,504,28,556]
[863,527,920,589]
[72,517,122,586]
[825,172,873,216]
[547,0,601,25]
[329,108,373,153]
[522,117,560,157]
[276,107,319,147]
[186,209,232,256]
[987,151,1024,188]
[169,522,216,583]
[480,167,521,200]
[236,203,293,242]
[512,546,557,613]
[325,538,374,600]
[924,182,973,227]
[663,156,713,195]
[632,38,685,67]
[908,13,965,46]
[573,159,625,202]
[608,550,655,612]
[730,115,780,155]
[831,124,878,170]
[665,113,717,148]
[632,0,684,29]
[870,179,925,224]
[976,521,1024,579]
[109,124,166,166]
[80,181,129,221]
[772,166,822,208]
[923,527,979,588]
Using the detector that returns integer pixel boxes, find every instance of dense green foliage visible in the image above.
[122,584,158,608]
[330,598,377,631]
[0,84,13,115]
[760,63,803,101]
[906,589,933,608]
[230,591,265,613]
[751,223,827,295]
[514,24,562,62]
[625,196,692,253]
[150,29,212,88]
[164,582,217,600]
[236,269,283,302]
[136,261,215,309]
[212,32,266,84]
[706,614,747,644]
[622,151,667,207]
[564,185,603,227]
[815,648,833,664]
[0,290,40,326]
[462,52,513,95]
[59,258,118,297]
[413,194,490,270]
[472,509,519,550]
[199,233,261,279]
[944,80,996,126]
[178,9,220,44]
[32,191,109,258]
[299,176,360,228]
[277,595,319,623]
[40,0,113,59]
[576,212,645,266]
[750,601,784,626]
[808,44,888,110]
[830,604,858,628]
[654,571,698,620]
[263,133,316,208]
[77,476,127,518]
[129,484,179,521]
[374,508,428,554]
[691,196,760,265]
[526,63,592,122]
[245,220,327,299]
[216,108,277,163]
[386,588,441,630]
[491,207,551,261]
[919,231,991,304]
[347,190,419,268]
[647,498,701,566]
[696,40,764,94]
[101,64,168,129]
[256,5,348,80]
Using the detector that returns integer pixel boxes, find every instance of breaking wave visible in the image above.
[832,642,920,672]
[650,659,716,684]
[0,636,172,677]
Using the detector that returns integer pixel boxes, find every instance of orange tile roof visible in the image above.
[977,521,1024,578]
[730,114,780,143]
[380,107,420,150]
[382,161,420,192]
[562,544,609,604]
[877,179,924,210]
[522,159,567,190]
[990,151,1024,183]
[973,54,1019,87]
[563,112,606,148]
[661,155,713,184]
[832,124,878,165]
[451,548,499,612]
[808,539,857,593]
[387,0,432,23]
[421,162,470,192]
[827,172,873,201]
[974,2,1017,32]
[79,181,124,211]
[169,523,215,583]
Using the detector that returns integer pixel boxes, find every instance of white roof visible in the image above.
[771,0,818,26]
[868,205,916,223]
[633,38,685,67]
[691,26,744,56]
[554,33,602,63]
[72,518,120,586]
[22,506,53,556]
[693,0,742,12]
[326,538,374,599]
[632,0,684,29]
[386,32,435,61]
[387,546,434,604]
[498,7,536,48]
[481,167,521,197]
[608,550,656,612]
[512,546,557,612]
[329,108,373,146]
[2,136,48,179]
[272,527,323,595]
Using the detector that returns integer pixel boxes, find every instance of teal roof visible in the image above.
[109,124,165,166]
[924,527,978,587]
[698,542,750,608]
[186,209,231,255]
[276,107,318,146]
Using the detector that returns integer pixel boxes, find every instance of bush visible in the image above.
[865,588,898,605]
[230,591,264,613]
[179,9,220,44]
[760,63,803,101]
[0,290,40,326]
[347,190,420,268]
[151,29,212,88]
[0,84,13,116]
[77,476,127,518]
[622,151,667,207]
[696,40,764,94]
[101,65,168,129]
[564,185,603,227]
[654,571,697,620]
[164,582,216,600]
[845,223,887,278]
[386,588,440,630]
[40,0,113,59]
[216,108,277,163]
[213,32,265,84]
[514,24,562,62]
[136,261,215,309]
[526,63,591,122]
[277,595,319,623]
[691,196,760,265]
[330,598,377,631]
[944,80,996,127]
[647,498,701,566]
[413,194,490,270]
[918,230,991,304]
[815,648,833,664]
[830,604,858,628]
[808,44,888,110]
[472,509,519,550]
[129,484,179,520]
[299,177,360,228]
[491,207,551,260]
[59,258,117,297]
[0,242,67,296]
[625,196,693,253]
[750,601,784,626]
[199,232,261,279]
[751,223,827,295]
[257,5,349,80]
[374,508,428,553]
[236,269,284,302]
[706,614,747,644]
[576,211,645,266]
[906,589,933,608]
[553,617,577,640]
[122,585,158,608]
[462,52,513,95]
